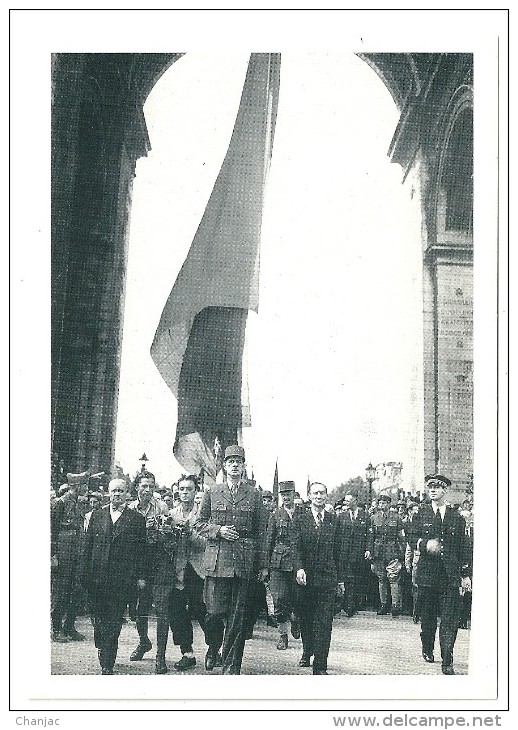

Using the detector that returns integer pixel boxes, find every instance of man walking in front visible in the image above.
[81,478,147,674]
[412,474,472,675]
[292,482,345,675]
[195,445,268,674]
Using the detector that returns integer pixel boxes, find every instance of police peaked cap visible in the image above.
[425,474,451,489]
[377,493,392,503]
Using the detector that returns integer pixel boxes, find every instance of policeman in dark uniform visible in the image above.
[195,445,268,674]
[51,471,89,642]
[265,480,301,650]
[412,474,472,675]
[366,493,406,617]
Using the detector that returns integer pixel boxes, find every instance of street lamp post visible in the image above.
[365,462,376,507]
[139,453,148,473]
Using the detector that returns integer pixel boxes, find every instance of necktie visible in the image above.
[317,512,323,529]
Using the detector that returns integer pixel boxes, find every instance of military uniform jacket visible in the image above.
[195,482,268,579]
[292,510,346,588]
[338,508,370,571]
[51,491,84,576]
[81,505,147,595]
[369,511,406,563]
[412,505,471,587]
[265,506,301,572]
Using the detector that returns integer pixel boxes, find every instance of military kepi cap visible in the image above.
[279,480,295,492]
[67,471,89,486]
[425,474,451,489]
[224,445,245,461]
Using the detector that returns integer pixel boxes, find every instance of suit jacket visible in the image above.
[292,509,345,588]
[338,508,370,571]
[194,482,268,579]
[412,505,471,587]
[81,505,146,597]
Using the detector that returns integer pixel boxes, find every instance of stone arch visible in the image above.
[51,53,473,499]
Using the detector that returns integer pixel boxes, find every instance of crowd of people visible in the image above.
[50,449,473,676]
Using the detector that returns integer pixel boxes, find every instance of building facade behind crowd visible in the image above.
[52,460,473,675]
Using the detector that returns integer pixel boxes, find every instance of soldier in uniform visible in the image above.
[195,445,268,674]
[265,480,301,650]
[366,493,406,617]
[411,474,472,675]
[338,492,371,617]
[51,471,89,642]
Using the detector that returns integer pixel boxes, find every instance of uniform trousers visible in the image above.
[204,575,251,674]
[89,585,128,671]
[51,531,81,633]
[269,569,297,632]
[298,585,336,672]
[343,564,364,614]
[418,582,462,666]
[371,559,402,609]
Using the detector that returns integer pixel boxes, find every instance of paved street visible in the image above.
[51,611,470,676]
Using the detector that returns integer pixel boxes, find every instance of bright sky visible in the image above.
[115,52,423,492]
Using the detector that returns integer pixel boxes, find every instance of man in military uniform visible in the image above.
[338,492,371,617]
[411,474,472,675]
[366,493,406,617]
[127,470,168,662]
[51,471,89,642]
[265,480,301,650]
[195,445,268,674]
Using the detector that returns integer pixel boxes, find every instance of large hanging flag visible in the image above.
[151,54,281,484]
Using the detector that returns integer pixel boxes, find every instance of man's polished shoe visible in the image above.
[205,647,219,671]
[130,637,152,661]
[346,609,356,617]
[290,619,301,639]
[377,604,390,615]
[214,651,223,667]
[298,655,311,667]
[313,669,328,675]
[174,655,196,671]
[391,608,401,618]
[64,628,86,641]
[101,667,114,675]
[422,651,435,663]
[155,657,168,674]
[441,664,455,675]
[276,634,289,650]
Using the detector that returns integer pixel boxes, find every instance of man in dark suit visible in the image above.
[265,480,302,650]
[292,482,345,675]
[195,445,268,674]
[338,492,371,616]
[411,474,472,675]
[81,478,147,674]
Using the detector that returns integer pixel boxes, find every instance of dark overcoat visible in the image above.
[81,505,146,598]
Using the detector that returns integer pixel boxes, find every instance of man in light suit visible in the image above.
[292,482,345,675]
[81,478,146,674]
[412,474,472,675]
[195,445,268,674]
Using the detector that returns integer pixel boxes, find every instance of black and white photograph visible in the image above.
[10,6,508,718]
